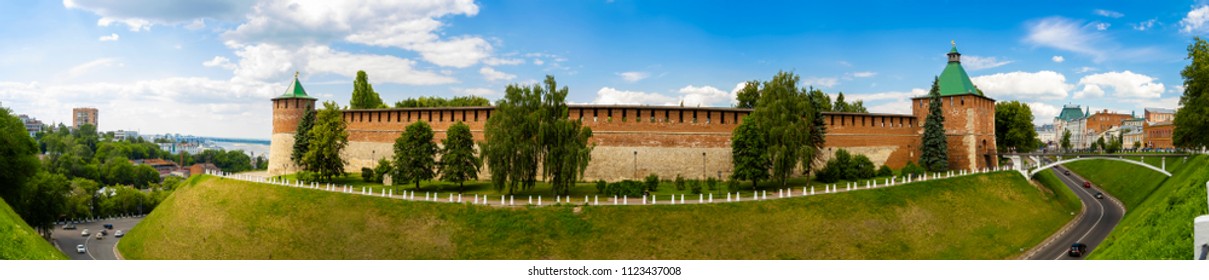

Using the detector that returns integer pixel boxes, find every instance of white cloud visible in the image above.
[1051,56,1065,63]
[479,66,515,81]
[1094,22,1110,31]
[229,43,455,85]
[1025,102,1060,125]
[847,88,927,115]
[1182,5,1209,34]
[185,19,206,30]
[592,87,677,105]
[452,87,498,97]
[98,33,120,42]
[617,71,650,82]
[850,71,877,78]
[962,55,1013,70]
[1075,71,1165,99]
[1170,85,1186,94]
[202,56,236,70]
[803,77,838,88]
[483,57,523,66]
[1024,17,1108,61]
[971,71,1070,100]
[64,0,248,31]
[677,85,734,107]
[1094,9,1124,18]
[533,59,544,65]
[66,58,124,79]
[1132,19,1157,31]
[1076,66,1097,73]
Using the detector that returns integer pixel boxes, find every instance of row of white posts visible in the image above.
[206,165,1007,207]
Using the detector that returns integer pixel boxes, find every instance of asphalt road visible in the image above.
[1028,165,1126,260]
[51,216,145,260]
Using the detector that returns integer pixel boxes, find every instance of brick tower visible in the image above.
[267,72,317,176]
[911,42,998,171]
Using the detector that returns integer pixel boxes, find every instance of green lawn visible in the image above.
[119,171,1072,260]
[1031,169,1082,214]
[0,198,67,260]
[1062,155,1209,259]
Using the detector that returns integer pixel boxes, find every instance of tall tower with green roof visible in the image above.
[268,72,318,176]
[911,42,998,171]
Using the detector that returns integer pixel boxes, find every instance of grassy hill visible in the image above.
[1063,155,1209,259]
[0,198,67,260]
[120,172,1074,260]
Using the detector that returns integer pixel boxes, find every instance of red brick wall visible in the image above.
[272,98,316,134]
[910,94,998,171]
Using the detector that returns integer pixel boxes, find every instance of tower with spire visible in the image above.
[268,72,318,176]
[910,41,998,171]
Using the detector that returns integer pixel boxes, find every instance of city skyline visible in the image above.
[0,0,1202,139]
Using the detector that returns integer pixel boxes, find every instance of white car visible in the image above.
[114,230,124,237]
[76,244,86,254]
[80,229,89,237]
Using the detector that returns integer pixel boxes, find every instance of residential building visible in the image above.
[133,158,181,177]
[72,107,98,129]
[1144,121,1174,149]
[189,163,220,177]
[1144,108,1175,123]
[17,114,43,137]
[1036,124,1055,147]
[1121,117,1146,149]
[113,130,139,142]
[1085,109,1132,137]
[1053,105,1088,149]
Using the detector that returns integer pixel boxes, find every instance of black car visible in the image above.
[103,224,113,229]
[1069,243,1088,257]
[1095,192,1104,199]
[1063,170,1071,176]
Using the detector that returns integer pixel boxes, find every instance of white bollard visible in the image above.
[709,193,713,203]
[700,194,704,203]
[501,195,506,205]
[810,186,815,195]
[727,193,731,202]
[737,192,742,201]
[529,196,533,205]
[681,194,685,204]
[762,190,767,200]
[449,193,453,202]
[643,195,648,205]
[652,195,656,205]
[613,196,618,205]
[458,194,462,203]
[623,195,628,205]
[557,196,561,203]
[510,195,515,206]
[538,196,542,206]
[595,195,599,205]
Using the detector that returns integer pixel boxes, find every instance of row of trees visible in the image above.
[735,81,867,113]
[349,70,492,110]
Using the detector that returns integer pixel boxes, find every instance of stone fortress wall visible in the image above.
[267,102,955,181]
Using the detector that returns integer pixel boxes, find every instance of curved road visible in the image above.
[51,216,144,260]
[1027,165,1125,260]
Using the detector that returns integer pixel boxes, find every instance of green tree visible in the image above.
[1095,136,1107,153]
[808,89,833,112]
[393,120,438,191]
[66,178,100,220]
[833,92,849,112]
[349,70,385,109]
[19,172,68,239]
[1061,130,1072,152]
[440,122,480,193]
[804,88,829,181]
[291,108,315,167]
[0,109,41,206]
[735,80,760,108]
[995,101,1040,153]
[750,71,818,188]
[133,164,161,189]
[538,76,594,195]
[303,101,349,182]
[1175,37,1209,149]
[482,75,592,195]
[731,116,768,189]
[921,77,949,172]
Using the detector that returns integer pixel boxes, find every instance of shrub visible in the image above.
[689,180,703,195]
[601,180,644,197]
[674,174,686,191]
[726,178,741,193]
[360,167,375,182]
[706,177,719,191]
[901,161,926,177]
[644,174,660,192]
[595,180,607,194]
[853,155,876,179]
[296,171,318,183]
[877,165,893,177]
[374,159,393,183]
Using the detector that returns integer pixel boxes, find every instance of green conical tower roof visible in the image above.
[938,41,981,97]
[273,72,317,100]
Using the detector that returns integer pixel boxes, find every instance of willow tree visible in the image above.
[749,71,819,188]
[482,75,592,195]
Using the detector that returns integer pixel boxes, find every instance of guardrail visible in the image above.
[1197,181,1209,260]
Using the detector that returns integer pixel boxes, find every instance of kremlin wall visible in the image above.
[267,44,998,181]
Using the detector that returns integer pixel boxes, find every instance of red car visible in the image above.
[1083,181,1092,188]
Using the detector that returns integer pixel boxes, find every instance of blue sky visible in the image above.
[0,0,1205,139]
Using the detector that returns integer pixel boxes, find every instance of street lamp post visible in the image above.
[633,151,638,179]
[702,152,706,180]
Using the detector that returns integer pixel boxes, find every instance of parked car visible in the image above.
[76,244,86,254]
[95,233,103,240]
[63,223,76,230]
[100,229,108,236]
[1069,243,1088,257]
[1095,192,1104,199]
[81,229,89,237]
[1083,181,1092,188]
[114,230,124,238]
[103,224,113,229]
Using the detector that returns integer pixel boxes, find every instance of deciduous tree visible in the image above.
[735,81,760,108]
[995,101,1040,153]
[440,122,480,193]
[0,109,40,206]
[1175,37,1209,149]
[750,71,818,188]
[730,116,768,189]
[349,70,385,109]
[394,120,438,191]
[303,101,349,182]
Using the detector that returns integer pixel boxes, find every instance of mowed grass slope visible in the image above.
[120,172,1072,260]
[0,198,67,260]
[1064,155,1209,259]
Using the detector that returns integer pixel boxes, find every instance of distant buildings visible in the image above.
[1144,108,1174,123]
[1051,104,1177,151]
[1035,124,1055,147]
[113,129,139,142]
[73,107,98,129]
[16,114,43,137]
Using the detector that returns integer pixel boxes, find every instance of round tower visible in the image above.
[268,72,317,176]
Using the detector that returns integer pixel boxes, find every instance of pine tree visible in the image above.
[921,77,949,172]
[349,70,385,109]
[440,121,480,193]
[291,108,315,168]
